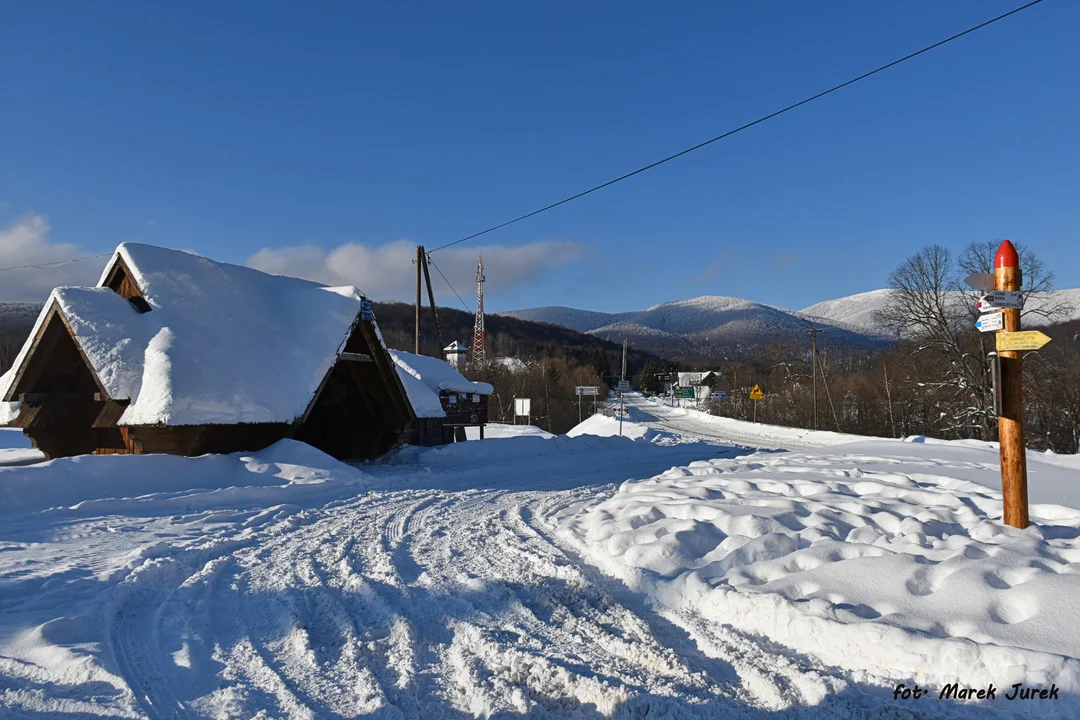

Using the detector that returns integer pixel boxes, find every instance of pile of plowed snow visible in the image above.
[558,439,1080,700]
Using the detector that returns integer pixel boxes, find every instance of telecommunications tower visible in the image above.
[471,254,486,367]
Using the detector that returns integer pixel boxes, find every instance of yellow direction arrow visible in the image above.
[749,384,764,400]
[996,330,1052,352]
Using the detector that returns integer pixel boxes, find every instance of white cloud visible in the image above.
[0,215,103,301]
[247,239,583,304]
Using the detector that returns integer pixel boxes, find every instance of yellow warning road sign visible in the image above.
[749,384,764,401]
[996,330,1052,352]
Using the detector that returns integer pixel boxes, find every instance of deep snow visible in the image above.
[2,408,1079,718]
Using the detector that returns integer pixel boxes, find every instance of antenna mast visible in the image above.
[471,254,486,367]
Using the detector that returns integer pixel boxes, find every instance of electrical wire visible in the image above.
[429,0,1045,254]
[0,254,111,272]
[426,255,474,313]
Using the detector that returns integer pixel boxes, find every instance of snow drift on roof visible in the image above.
[0,243,371,426]
[390,350,493,397]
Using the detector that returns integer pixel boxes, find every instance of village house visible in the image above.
[0,243,488,460]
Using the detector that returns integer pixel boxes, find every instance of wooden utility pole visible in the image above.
[995,239,1029,528]
[807,326,821,430]
[420,251,444,352]
[415,245,422,354]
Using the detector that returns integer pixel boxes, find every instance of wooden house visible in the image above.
[0,243,421,461]
[390,349,492,445]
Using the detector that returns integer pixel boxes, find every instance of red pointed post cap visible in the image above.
[995,240,1019,269]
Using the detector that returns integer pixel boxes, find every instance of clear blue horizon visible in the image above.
[1,1,1077,313]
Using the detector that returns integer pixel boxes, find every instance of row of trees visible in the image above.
[699,240,1080,453]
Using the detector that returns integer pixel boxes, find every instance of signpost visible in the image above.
[965,272,996,291]
[975,312,1004,333]
[617,380,630,393]
[713,391,726,399]
[514,397,531,426]
[993,241,1028,529]
[977,291,1024,312]
[674,388,695,399]
[576,386,600,423]
[995,331,1051,352]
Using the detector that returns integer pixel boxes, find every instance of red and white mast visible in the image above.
[471,254,486,367]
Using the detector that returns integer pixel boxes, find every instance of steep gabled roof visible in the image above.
[0,243,374,426]
[389,350,493,419]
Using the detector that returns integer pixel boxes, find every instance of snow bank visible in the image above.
[566,413,652,440]
[464,423,553,440]
[0,440,367,517]
[561,441,1080,703]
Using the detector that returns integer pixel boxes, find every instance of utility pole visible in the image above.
[809,326,820,430]
[995,240,1029,529]
[621,339,627,381]
[415,245,422,354]
[420,251,444,351]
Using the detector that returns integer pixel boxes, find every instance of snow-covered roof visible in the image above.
[677,372,710,386]
[444,341,469,352]
[389,349,493,416]
[0,243,375,426]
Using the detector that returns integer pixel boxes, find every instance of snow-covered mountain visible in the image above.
[802,288,1080,334]
[502,287,1080,356]
[501,295,887,356]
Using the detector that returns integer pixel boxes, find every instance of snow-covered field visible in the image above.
[2,411,1079,718]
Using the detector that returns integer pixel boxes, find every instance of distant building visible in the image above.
[0,243,481,460]
[444,341,469,372]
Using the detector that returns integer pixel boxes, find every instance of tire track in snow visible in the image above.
[100,482,956,718]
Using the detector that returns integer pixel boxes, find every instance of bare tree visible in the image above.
[957,239,1073,323]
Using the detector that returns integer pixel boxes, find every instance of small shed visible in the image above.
[390,350,492,444]
[0,243,416,461]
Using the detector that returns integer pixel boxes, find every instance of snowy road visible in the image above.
[3,428,1072,717]
[624,395,866,451]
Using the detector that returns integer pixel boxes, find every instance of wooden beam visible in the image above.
[339,352,373,362]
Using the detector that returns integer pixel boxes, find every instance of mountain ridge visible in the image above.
[499,288,1080,357]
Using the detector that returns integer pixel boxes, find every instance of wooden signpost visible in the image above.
[993,241,1034,528]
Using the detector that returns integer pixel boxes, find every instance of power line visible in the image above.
[430,0,1044,254]
[0,254,111,272]
[426,255,473,314]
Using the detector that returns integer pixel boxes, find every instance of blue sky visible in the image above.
[0,1,1076,312]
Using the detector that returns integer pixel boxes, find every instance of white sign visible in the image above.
[975,312,1003,332]
[514,398,531,416]
[617,380,630,393]
[575,386,600,396]
[977,291,1023,311]
[964,272,996,291]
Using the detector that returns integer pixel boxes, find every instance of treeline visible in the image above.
[697,242,1080,454]
[375,301,660,433]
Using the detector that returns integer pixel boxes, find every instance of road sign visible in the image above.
[514,398,531,415]
[975,312,1003,332]
[617,380,630,393]
[749,384,764,401]
[713,391,727,398]
[977,291,1023,311]
[995,330,1051,352]
[576,386,600,396]
[965,272,996,291]
[674,388,695,399]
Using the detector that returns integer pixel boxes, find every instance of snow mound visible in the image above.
[0,439,367,517]
[562,441,1080,700]
[566,413,652,440]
